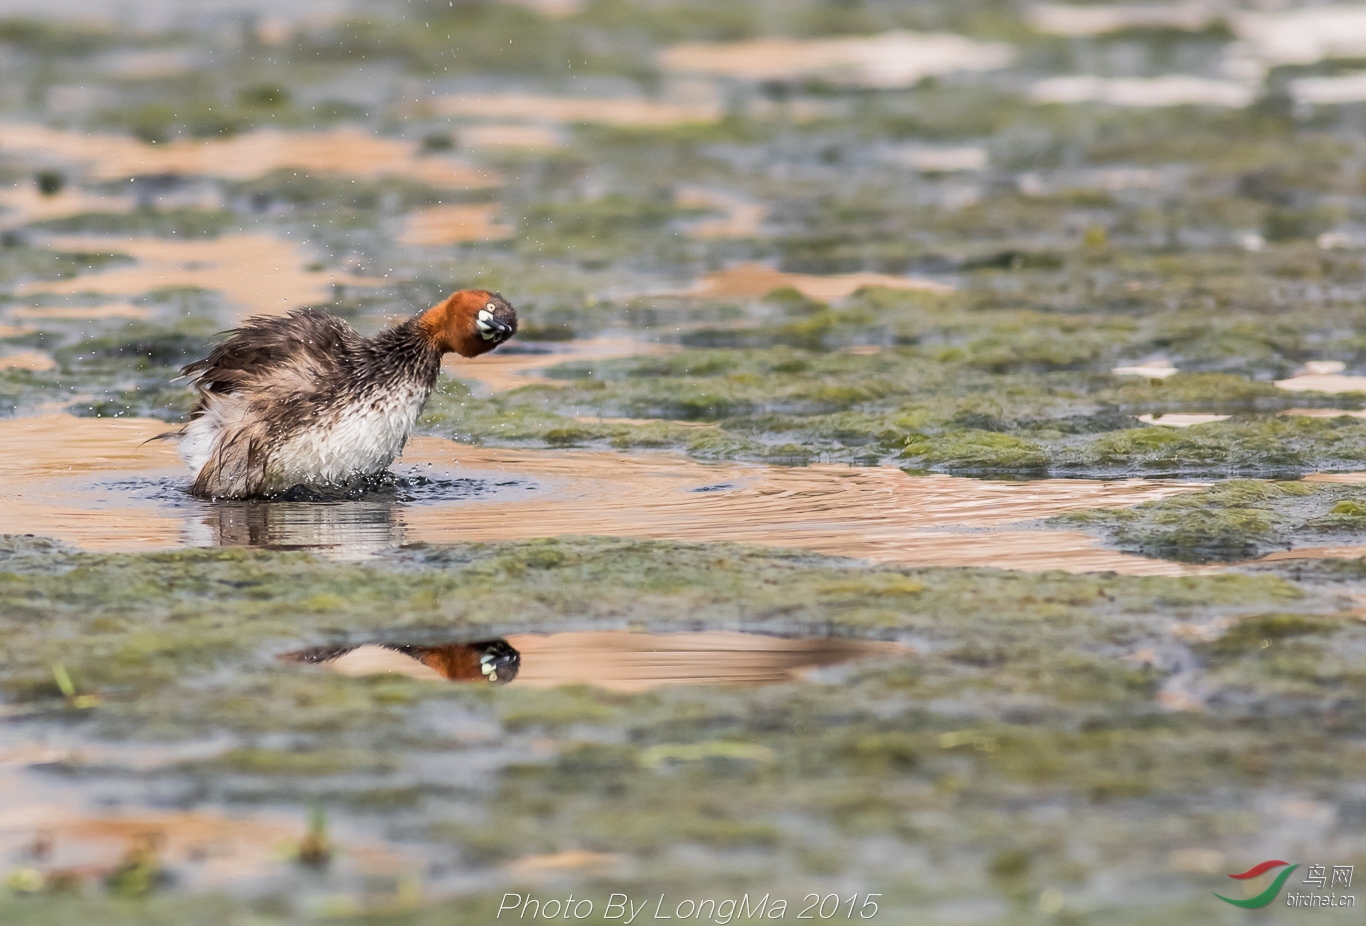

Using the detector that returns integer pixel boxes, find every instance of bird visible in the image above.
[171,289,517,499]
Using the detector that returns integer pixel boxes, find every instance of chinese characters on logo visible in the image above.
[1302,865,1353,890]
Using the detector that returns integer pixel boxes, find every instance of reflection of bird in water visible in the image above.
[194,498,404,555]
[283,631,905,691]
[167,290,517,499]
[282,639,521,684]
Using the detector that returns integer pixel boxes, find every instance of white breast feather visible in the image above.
[178,395,247,474]
[180,381,431,492]
[265,381,431,490]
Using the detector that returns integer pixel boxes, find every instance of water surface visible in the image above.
[284,630,907,692]
[0,415,1211,573]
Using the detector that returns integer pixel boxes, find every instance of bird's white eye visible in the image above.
[486,302,496,311]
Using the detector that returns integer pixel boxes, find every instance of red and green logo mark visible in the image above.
[1214,860,1299,909]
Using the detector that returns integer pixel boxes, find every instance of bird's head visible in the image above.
[418,289,517,357]
[419,640,521,684]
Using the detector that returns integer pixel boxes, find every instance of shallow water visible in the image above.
[398,202,513,246]
[1029,76,1255,108]
[1031,4,1366,88]
[4,6,1366,916]
[1283,408,1366,419]
[1028,4,1218,36]
[284,630,906,692]
[428,92,723,128]
[456,123,564,150]
[16,234,382,322]
[0,415,1210,573]
[675,187,768,239]
[0,124,497,187]
[0,774,415,896]
[0,183,133,230]
[1136,413,1231,427]
[1275,372,1366,394]
[0,350,54,371]
[679,262,952,301]
[658,32,1015,88]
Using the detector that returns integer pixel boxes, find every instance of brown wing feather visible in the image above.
[181,309,360,412]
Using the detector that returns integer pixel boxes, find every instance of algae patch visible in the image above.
[0,533,1352,919]
[420,347,1366,477]
[1051,480,1366,562]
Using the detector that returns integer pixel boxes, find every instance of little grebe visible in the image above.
[173,289,516,498]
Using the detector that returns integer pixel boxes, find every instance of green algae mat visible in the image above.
[2,0,1366,923]
[1,537,1364,924]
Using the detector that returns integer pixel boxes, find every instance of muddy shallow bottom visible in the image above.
[0,415,1215,573]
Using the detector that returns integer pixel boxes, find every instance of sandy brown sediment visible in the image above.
[573,415,714,428]
[1252,545,1366,564]
[678,262,952,301]
[398,203,513,246]
[428,93,723,128]
[675,187,768,240]
[0,184,135,229]
[496,0,583,18]
[1280,408,1366,419]
[16,234,384,321]
[0,350,54,371]
[1274,372,1366,394]
[890,145,989,173]
[0,806,297,887]
[101,48,196,80]
[457,123,563,150]
[0,415,1214,574]
[1113,359,1178,378]
[1029,4,1221,36]
[0,125,499,188]
[1029,76,1256,108]
[1233,8,1366,74]
[658,32,1014,88]
[1029,8,1366,95]
[1304,472,1366,484]
[0,797,412,891]
[505,851,623,878]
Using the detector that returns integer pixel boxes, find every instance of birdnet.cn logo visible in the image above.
[1214,860,1355,909]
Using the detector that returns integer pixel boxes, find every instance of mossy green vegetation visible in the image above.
[0,244,132,286]
[0,16,115,56]
[225,170,465,218]
[5,1,1366,922]
[25,208,236,239]
[0,534,1361,922]
[1052,480,1366,563]
[5,0,1366,480]
[23,272,1366,471]
[516,193,706,264]
[0,320,215,420]
[419,331,1366,476]
[394,247,1366,475]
